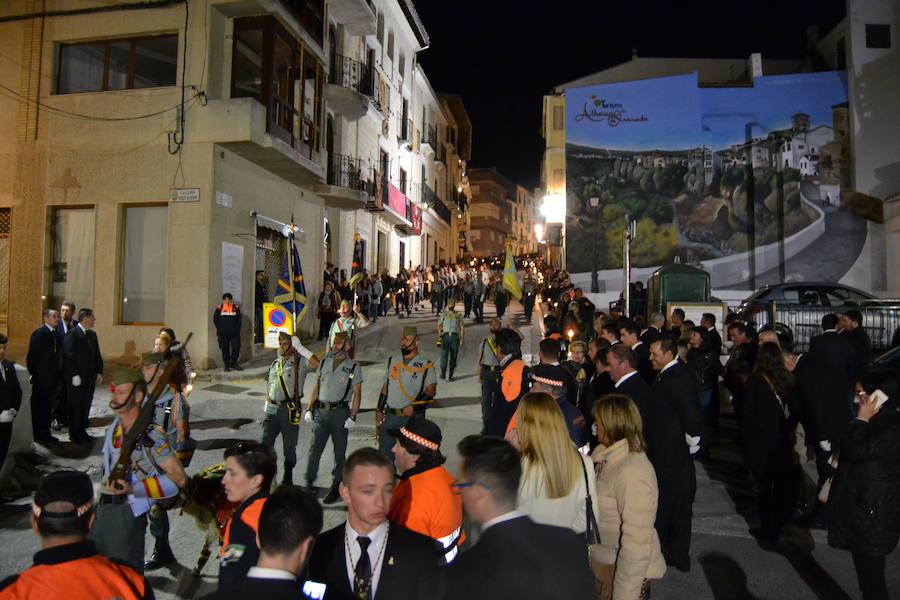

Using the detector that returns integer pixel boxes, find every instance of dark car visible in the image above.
[737,282,877,321]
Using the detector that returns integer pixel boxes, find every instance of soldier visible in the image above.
[472,274,486,323]
[262,332,318,486]
[140,351,195,571]
[213,293,242,371]
[376,326,438,461]
[326,300,370,358]
[93,368,187,571]
[521,275,537,322]
[477,319,503,433]
[302,331,363,504]
[437,300,465,381]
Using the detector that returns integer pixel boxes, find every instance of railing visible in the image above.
[372,71,390,113]
[757,300,900,351]
[328,53,373,97]
[398,117,412,143]
[422,123,436,148]
[326,153,369,192]
[435,142,446,164]
[422,183,451,224]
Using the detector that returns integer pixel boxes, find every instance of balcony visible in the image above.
[372,71,390,115]
[326,54,372,120]
[435,142,447,167]
[422,183,451,225]
[398,117,412,147]
[382,182,415,230]
[421,123,436,155]
[367,169,387,211]
[192,98,324,185]
[327,0,376,36]
[314,153,369,209]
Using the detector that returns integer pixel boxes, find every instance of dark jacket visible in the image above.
[809,331,857,395]
[794,354,853,446]
[202,575,310,600]
[652,361,703,444]
[844,327,871,381]
[443,516,595,600]
[828,399,900,556]
[0,359,22,413]
[213,301,242,337]
[615,373,657,451]
[631,341,655,384]
[687,347,720,392]
[640,326,663,347]
[26,325,62,388]
[306,521,442,600]
[704,326,723,357]
[739,373,797,478]
[63,326,103,381]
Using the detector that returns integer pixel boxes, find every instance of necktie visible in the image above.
[354,536,372,599]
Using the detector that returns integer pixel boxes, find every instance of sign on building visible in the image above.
[263,303,293,348]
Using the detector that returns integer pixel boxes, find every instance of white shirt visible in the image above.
[246,567,296,581]
[615,371,638,388]
[344,520,389,597]
[482,509,524,532]
[660,358,679,374]
[45,324,56,333]
[631,341,643,351]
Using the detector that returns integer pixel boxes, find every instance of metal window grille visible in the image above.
[0,209,10,335]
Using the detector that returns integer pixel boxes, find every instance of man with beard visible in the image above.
[376,327,437,461]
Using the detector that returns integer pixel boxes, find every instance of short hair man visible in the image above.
[202,486,323,600]
[62,307,103,444]
[485,329,531,437]
[305,448,442,600]
[214,293,242,371]
[27,309,61,444]
[0,471,153,599]
[444,436,595,599]
[642,312,666,346]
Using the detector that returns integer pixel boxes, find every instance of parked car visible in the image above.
[737,283,900,352]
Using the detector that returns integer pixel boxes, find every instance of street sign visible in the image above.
[170,188,200,202]
[263,302,293,348]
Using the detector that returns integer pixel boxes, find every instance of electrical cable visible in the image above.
[168,0,189,154]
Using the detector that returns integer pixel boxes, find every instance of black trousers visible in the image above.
[752,454,794,537]
[218,334,241,367]
[318,313,336,340]
[473,299,484,322]
[0,422,12,473]
[495,294,507,319]
[51,380,68,427]
[852,552,888,600]
[67,379,96,440]
[463,294,474,317]
[31,381,57,442]
[655,461,696,569]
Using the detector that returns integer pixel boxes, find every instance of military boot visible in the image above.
[144,538,176,571]
[323,482,341,504]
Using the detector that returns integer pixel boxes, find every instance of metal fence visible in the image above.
[761,300,900,352]
[328,53,373,96]
[326,153,369,193]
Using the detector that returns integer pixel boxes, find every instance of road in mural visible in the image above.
[565,71,876,289]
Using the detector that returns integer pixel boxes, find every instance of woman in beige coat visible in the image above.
[592,394,666,600]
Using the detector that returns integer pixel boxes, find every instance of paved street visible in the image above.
[0,299,897,599]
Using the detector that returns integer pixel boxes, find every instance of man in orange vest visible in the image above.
[485,328,530,437]
[387,416,464,563]
[213,293,242,372]
[0,470,153,599]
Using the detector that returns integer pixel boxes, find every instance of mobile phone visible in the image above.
[870,389,889,411]
[302,580,328,600]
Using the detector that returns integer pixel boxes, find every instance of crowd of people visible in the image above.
[3,257,900,600]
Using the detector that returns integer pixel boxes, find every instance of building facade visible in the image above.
[468,167,515,257]
[0,0,468,366]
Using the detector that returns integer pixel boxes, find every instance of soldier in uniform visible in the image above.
[477,319,503,433]
[262,332,318,486]
[302,331,363,504]
[140,351,195,571]
[92,368,187,571]
[472,274,487,323]
[326,300,370,358]
[437,300,465,381]
[376,326,438,461]
[521,275,537,322]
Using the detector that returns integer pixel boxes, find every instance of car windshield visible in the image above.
[872,346,900,368]
[825,287,872,304]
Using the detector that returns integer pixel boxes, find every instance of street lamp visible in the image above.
[589,196,600,293]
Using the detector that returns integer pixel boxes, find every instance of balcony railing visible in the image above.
[422,183,451,224]
[398,117,412,143]
[326,153,369,192]
[328,53,373,96]
[422,123,436,149]
[435,142,446,164]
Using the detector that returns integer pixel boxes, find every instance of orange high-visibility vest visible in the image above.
[389,465,465,561]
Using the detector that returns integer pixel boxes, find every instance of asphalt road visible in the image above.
[0,299,896,599]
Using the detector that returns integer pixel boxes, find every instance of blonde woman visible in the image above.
[592,394,666,600]
[516,392,599,534]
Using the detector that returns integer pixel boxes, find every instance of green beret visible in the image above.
[402,326,418,337]
[110,368,144,387]
[333,331,348,343]
[141,351,164,364]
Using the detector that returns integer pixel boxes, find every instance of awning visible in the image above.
[254,212,305,241]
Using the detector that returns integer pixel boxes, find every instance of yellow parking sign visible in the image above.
[263,303,293,348]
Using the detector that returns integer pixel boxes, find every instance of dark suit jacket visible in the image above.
[26,325,62,387]
[652,361,703,453]
[0,360,22,413]
[616,372,654,435]
[443,516,595,600]
[739,373,798,477]
[305,522,442,600]
[201,576,310,600]
[705,327,723,357]
[794,354,853,446]
[63,326,103,381]
[631,342,654,383]
[808,331,856,394]
[640,326,663,347]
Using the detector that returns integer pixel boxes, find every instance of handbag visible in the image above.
[580,454,614,600]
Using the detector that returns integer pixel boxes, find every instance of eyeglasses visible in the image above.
[450,481,490,494]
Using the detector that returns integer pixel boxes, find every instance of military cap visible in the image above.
[33,471,94,519]
[110,367,144,387]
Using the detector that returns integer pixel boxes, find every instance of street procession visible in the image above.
[2,0,900,599]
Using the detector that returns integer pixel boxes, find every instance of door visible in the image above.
[376,231,387,274]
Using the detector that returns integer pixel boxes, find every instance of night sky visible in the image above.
[415,0,847,190]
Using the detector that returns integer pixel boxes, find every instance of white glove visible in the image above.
[344,417,355,430]
[303,410,313,423]
[292,336,313,360]
[0,409,15,423]
[685,433,701,454]
[71,375,82,387]
[819,440,832,453]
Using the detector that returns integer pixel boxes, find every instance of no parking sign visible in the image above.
[263,303,294,348]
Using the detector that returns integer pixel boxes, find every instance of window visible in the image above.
[399,168,408,195]
[835,37,847,70]
[120,204,167,324]
[398,51,406,79]
[47,206,95,311]
[376,12,384,46]
[386,31,395,64]
[277,0,324,46]
[865,24,891,49]
[553,105,564,130]
[57,35,177,94]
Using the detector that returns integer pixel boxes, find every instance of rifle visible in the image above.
[107,333,192,486]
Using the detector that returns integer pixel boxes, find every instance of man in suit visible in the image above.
[0,334,22,482]
[619,320,654,383]
[53,301,77,431]
[650,338,703,572]
[62,308,103,444]
[641,312,665,346]
[607,345,656,449]
[444,435,595,600]
[701,313,723,357]
[26,309,62,445]
[202,486,323,600]
[305,447,443,600]
[808,314,857,402]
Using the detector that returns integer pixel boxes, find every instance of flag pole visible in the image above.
[286,225,297,336]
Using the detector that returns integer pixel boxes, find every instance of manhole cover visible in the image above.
[201,384,249,395]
